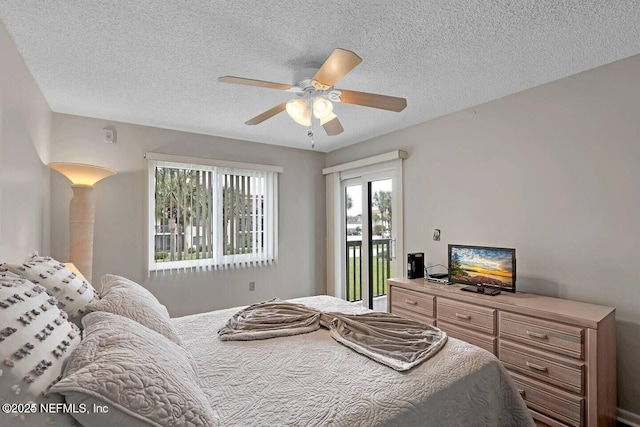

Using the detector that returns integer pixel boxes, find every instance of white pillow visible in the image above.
[0,269,81,425]
[51,311,219,427]
[5,252,99,322]
[85,274,181,344]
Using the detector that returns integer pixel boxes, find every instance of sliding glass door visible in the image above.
[344,183,363,302]
[343,171,399,311]
[368,178,393,309]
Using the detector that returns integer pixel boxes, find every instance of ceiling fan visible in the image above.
[218,48,407,144]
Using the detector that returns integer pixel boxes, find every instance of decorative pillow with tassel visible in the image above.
[5,252,99,323]
[0,268,81,425]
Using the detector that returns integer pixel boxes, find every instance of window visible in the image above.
[146,153,280,271]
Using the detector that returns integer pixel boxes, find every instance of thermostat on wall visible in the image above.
[103,126,117,144]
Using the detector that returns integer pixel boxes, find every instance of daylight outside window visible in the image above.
[147,157,279,271]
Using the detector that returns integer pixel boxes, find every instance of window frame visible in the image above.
[322,151,405,301]
[145,153,281,272]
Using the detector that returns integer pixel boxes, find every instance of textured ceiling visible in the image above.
[1,1,639,152]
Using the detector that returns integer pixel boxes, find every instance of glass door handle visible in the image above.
[390,239,396,259]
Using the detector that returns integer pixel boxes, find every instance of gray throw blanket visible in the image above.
[218,300,448,371]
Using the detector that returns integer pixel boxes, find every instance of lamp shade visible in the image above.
[286,98,311,127]
[49,162,116,186]
[312,97,333,120]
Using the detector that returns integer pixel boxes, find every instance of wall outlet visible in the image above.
[249,281,255,291]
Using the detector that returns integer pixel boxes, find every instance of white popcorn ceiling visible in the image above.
[1,1,639,152]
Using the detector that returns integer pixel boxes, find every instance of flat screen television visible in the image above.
[448,244,516,293]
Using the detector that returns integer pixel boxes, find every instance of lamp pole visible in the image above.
[49,163,116,283]
[69,184,96,282]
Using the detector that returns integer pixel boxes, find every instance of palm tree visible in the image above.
[155,169,263,261]
[155,168,210,261]
[372,191,392,233]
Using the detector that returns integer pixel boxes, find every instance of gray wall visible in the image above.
[326,54,640,416]
[49,113,327,316]
[0,23,51,262]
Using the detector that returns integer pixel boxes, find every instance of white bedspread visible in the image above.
[172,295,534,427]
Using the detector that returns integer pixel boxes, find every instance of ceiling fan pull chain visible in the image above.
[308,126,314,148]
[305,90,315,148]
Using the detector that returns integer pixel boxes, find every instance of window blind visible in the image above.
[147,156,279,273]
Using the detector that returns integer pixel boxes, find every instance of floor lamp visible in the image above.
[49,162,116,283]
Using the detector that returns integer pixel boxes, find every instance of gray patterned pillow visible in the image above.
[85,274,180,344]
[5,252,99,322]
[51,311,219,427]
[0,269,81,426]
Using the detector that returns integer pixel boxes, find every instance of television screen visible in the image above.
[448,245,516,292]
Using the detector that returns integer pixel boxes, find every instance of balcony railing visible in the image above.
[346,238,392,302]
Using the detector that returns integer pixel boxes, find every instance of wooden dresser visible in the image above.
[387,278,616,427]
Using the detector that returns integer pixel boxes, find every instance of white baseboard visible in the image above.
[618,408,640,427]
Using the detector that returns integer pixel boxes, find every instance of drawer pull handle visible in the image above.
[455,313,471,320]
[517,389,525,398]
[525,361,548,372]
[526,330,548,339]
[405,299,417,305]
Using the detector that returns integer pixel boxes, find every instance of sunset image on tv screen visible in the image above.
[450,247,514,287]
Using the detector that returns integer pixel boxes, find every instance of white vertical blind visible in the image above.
[147,157,280,273]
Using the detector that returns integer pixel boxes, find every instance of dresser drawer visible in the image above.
[437,298,496,334]
[499,341,584,394]
[531,410,571,427]
[499,312,584,359]
[392,306,435,326]
[390,287,434,317]
[510,371,583,427]
[437,320,496,354]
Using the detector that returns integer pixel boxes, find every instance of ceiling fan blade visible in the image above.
[312,49,362,90]
[219,76,293,91]
[245,103,287,125]
[338,89,407,112]
[322,116,344,136]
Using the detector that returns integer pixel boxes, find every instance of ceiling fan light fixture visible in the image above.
[219,48,407,137]
[312,96,333,120]
[286,98,311,126]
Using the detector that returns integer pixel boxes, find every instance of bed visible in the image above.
[1,259,533,427]
[173,295,533,426]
